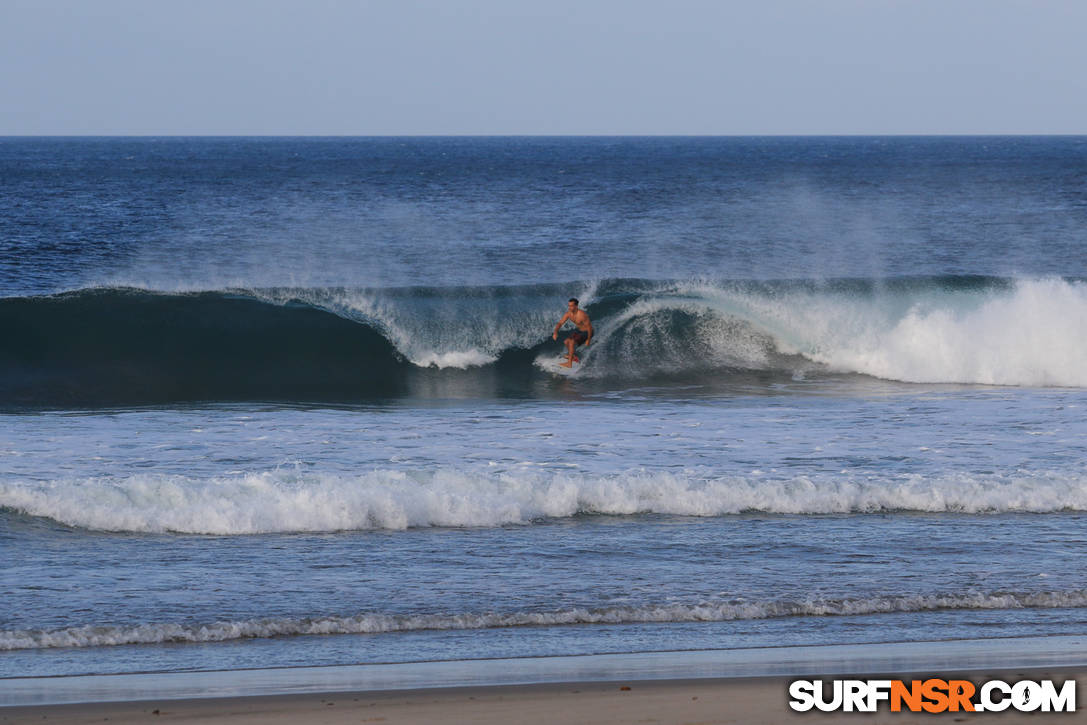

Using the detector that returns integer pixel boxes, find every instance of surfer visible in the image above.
[552,298,593,368]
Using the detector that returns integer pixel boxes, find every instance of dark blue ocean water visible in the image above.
[1,137,1086,678]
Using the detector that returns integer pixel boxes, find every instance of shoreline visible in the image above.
[3,636,1085,709]
[2,670,1085,724]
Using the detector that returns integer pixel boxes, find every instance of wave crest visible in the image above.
[4,589,1084,650]
[2,276,1084,405]
[3,468,1086,534]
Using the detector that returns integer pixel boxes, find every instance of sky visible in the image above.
[1,0,1085,135]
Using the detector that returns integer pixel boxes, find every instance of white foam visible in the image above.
[2,468,1085,535]
[4,589,1084,651]
[679,277,1087,387]
[410,349,498,369]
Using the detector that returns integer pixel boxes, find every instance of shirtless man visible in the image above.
[552,298,593,368]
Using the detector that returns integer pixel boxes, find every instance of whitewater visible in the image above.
[8,590,1087,651]
[4,468,1087,534]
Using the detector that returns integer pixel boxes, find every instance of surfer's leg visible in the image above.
[565,331,585,365]
[561,337,576,367]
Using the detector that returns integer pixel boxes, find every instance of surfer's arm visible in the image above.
[585,322,593,346]
[552,312,571,340]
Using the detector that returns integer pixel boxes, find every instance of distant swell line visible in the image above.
[4,590,1085,651]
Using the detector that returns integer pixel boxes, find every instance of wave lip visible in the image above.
[5,589,1085,651]
[3,468,1086,535]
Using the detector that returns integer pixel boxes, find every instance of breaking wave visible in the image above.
[1,276,1084,405]
[3,467,1086,534]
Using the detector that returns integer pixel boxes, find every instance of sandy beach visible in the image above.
[4,639,1086,723]
[3,669,1085,725]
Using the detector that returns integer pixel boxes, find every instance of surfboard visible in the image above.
[536,355,580,376]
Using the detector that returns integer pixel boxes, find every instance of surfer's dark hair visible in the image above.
[569,298,579,305]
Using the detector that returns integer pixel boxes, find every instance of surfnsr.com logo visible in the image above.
[789,678,1077,713]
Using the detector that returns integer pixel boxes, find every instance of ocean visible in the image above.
[1,136,1085,681]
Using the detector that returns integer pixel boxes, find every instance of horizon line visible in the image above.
[2,132,1085,138]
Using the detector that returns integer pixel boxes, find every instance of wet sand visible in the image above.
[3,668,1085,725]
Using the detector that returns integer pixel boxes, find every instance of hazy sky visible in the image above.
[2,0,1085,135]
